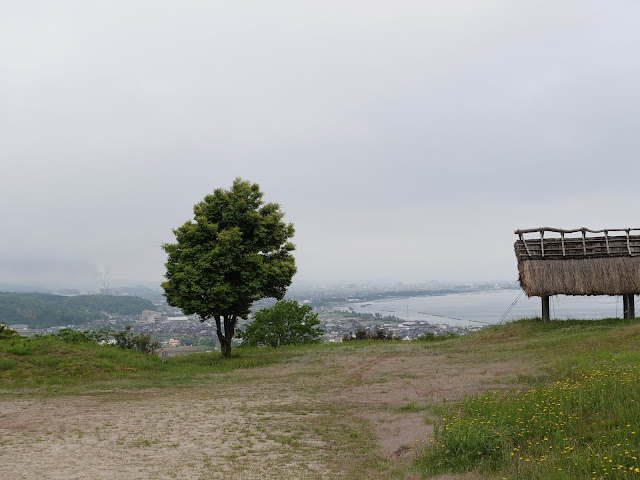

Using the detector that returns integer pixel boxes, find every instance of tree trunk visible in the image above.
[219,337,232,358]
[213,314,237,358]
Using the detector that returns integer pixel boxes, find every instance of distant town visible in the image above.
[3,280,519,351]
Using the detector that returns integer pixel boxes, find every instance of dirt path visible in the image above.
[0,343,531,479]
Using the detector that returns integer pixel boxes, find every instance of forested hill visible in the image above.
[0,292,155,329]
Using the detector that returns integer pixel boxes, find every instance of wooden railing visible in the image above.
[514,227,640,260]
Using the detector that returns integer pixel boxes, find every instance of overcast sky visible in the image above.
[2,1,640,289]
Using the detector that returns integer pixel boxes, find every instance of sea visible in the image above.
[334,290,631,328]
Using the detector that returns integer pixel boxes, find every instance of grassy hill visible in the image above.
[0,292,155,328]
[1,317,639,479]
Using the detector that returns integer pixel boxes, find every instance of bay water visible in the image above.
[334,290,631,328]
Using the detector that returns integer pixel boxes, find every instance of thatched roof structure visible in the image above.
[515,227,640,297]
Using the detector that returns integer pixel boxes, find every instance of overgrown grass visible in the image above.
[416,318,640,479]
[0,334,305,392]
[0,332,398,394]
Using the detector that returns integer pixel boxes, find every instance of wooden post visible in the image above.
[623,294,630,319]
[542,296,550,322]
[624,294,635,319]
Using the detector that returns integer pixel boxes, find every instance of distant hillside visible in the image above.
[0,292,155,328]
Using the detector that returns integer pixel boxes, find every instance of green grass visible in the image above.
[415,318,640,479]
[0,334,306,392]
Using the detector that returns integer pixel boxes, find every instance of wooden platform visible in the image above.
[514,227,640,321]
[514,227,640,261]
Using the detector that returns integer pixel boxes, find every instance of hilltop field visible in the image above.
[1,318,640,479]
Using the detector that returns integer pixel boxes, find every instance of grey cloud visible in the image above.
[2,1,640,287]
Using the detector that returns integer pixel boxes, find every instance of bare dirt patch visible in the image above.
[317,345,531,459]
[0,343,535,479]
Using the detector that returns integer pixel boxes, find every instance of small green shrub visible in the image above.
[50,329,110,344]
[4,344,33,356]
[0,324,19,340]
[112,326,160,354]
[342,326,399,342]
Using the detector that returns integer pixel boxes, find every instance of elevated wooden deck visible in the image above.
[514,227,640,321]
[514,227,640,262]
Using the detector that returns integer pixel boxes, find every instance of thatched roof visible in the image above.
[517,257,640,297]
[514,227,640,297]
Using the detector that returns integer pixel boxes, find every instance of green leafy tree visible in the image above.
[51,329,110,344]
[239,300,323,348]
[0,324,19,340]
[112,326,160,354]
[162,179,296,358]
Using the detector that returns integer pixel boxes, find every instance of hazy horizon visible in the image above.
[0,276,519,294]
[3,1,639,289]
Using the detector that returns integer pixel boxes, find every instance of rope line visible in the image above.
[498,290,524,324]
[416,311,490,325]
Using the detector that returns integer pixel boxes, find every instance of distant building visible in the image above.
[8,325,38,337]
[8,324,28,330]
[168,338,181,347]
[141,310,164,323]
